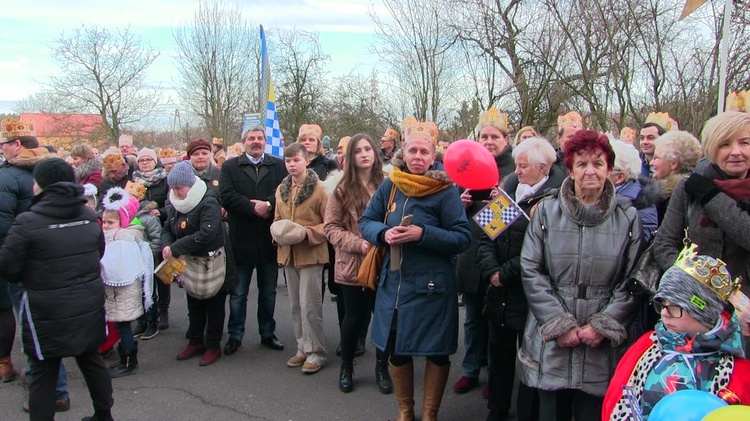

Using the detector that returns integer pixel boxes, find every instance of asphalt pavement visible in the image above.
[0,270,490,420]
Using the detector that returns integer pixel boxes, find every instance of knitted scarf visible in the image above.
[389,166,452,198]
[132,168,167,188]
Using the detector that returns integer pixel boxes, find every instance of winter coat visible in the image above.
[614,177,660,245]
[196,164,222,195]
[0,151,52,245]
[143,177,168,222]
[214,149,226,168]
[324,177,377,287]
[75,158,103,189]
[0,182,106,360]
[655,173,688,224]
[477,172,565,331]
[135,202,162,258]
[161,181,237,292]
[518,177,642,397]
[379,147,398,166]
[360,162,472,356]
[103,225,145,323]
[308,154,338,181]
[274,170,329,268]
[98,168,132,200]
[220,154,287,265]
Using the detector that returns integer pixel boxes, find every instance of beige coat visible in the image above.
[324,183,376,286]
[274,170,329,268]
[103,226,146,322]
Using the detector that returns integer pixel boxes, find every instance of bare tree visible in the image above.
[172,0,260,142]
[14,91,66,114]
[48,25,161,142]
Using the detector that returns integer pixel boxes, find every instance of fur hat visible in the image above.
[654,265,726,330]
[103,188,140,227]
[187,138,211,157]
[33,157,75,190]
[167,161,196,187]
[270,220,307,246]
[136,148,157,163]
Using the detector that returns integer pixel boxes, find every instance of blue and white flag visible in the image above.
[260,25,283,157]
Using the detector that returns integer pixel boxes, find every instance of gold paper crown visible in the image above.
[158,148,177,158]
[298,124,322,140]
[118,134,133,147]
[338,136,351,153]
[645,112,673,131]
[557,111,583,130]
[674,243,741,301]
[478,108,509,133]
[1,117,36,138]
[620,127,636,143]
[124,181,147,201]
[212,137,223,146]
[405,121,439,145]
[227,143,243,157]
[726,90,749,113]
[101,148,125,171]
[383,128,399,142]
[401,116,417,132]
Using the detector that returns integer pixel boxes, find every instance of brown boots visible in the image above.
[389,360,415,421]
[0,356,17,382]
[422,360,450,421]
[389,359,450,421]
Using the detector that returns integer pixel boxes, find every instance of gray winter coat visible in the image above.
[518,177,642,397]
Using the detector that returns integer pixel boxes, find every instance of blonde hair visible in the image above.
[655,131,702,175]
[701,112,750,163]
[513,126,539,146]
[70,144,94,160]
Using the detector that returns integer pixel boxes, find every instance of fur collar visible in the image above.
[169,178,207,214]
[279,169,319,205]
[559,176,617,226]
[8,148,53,170]
[657,173,688,200]
[322,169,344,195]
[75,157,103,181]
[389,148,452,184]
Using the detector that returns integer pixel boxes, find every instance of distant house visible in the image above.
[19,113,107,150]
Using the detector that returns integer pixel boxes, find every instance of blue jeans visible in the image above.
[461,291,489,378]
[8,283,69,400]
[227,262,278,341]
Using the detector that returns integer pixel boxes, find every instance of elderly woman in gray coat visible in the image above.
[518,130,642,421]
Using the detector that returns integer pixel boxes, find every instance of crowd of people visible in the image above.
[0,107,749,421]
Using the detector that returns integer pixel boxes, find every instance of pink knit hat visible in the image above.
[102,187,141,227]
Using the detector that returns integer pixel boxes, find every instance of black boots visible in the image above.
[339,360,354,393]
[81,409,114,421]
[110,342,138,378]
[375,356,393,394]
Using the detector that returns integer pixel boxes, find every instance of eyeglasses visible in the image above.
[0,139,17,146]
[138,158,155,163]
[652,300,684,318]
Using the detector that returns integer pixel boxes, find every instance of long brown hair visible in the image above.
[336,133,385,227]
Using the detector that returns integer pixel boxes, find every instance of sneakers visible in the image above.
[287,355,306,367]
[301,361,321,374]
[141,323,158,340]
[132,322,147,338]
[453,376,479,393]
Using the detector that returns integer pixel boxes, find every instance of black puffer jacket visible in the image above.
[308,155,337,181]
[0,182,106,360]
[477,171,565,331]
[0,153,51,245]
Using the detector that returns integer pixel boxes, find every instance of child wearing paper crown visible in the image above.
[602,245,750,420]
[100,188,154,378]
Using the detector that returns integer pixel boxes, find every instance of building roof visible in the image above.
[19,113,103,137]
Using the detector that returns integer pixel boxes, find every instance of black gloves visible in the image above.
[684,173,721,206]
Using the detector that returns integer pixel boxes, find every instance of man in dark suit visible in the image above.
[220,126,288,355]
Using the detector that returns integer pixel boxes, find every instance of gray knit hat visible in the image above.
[167,161,196,187]
[654,265,725,329]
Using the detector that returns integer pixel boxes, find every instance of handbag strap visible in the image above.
[384,184,397,224]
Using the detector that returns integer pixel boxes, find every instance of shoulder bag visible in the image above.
[356,185,397,291]
[180,247,226,299]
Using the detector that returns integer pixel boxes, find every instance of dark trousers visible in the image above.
[0,306,15,357]
[487,324,539,421]
[339,284,374,361]
[187,290,227,349]
[157,278,171,310]
[537,389,602,421]
[28,349,113,421]
[115,321,135,354]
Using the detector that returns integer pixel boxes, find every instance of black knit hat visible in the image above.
[33,158,75,190]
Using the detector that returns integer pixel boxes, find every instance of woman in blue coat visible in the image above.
[360,121,471,421]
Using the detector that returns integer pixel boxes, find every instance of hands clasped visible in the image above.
[384,225,423,245]
[556,325,605,348]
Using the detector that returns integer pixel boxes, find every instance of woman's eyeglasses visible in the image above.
[652,300,683,318]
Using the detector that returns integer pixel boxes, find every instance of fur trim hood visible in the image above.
[389,148,452,184]
[657,173,688,200]
[322,169,343,195]
[558,177,617,226]
[75,157,103,181]
[7,148,53,170]
[278,169,320,205]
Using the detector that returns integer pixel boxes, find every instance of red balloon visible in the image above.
[443,139,499,189]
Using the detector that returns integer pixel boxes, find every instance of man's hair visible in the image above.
[641,122,666,136]
[242,125,266,140]
[284,142,308,159]
[6,136,39,149]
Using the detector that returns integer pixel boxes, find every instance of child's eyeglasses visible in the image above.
[652,300,684,318]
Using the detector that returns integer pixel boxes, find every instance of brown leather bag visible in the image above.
[356,185,397,290]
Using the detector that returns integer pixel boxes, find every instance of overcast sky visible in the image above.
[0,0,384,109]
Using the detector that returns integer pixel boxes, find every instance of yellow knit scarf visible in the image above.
[389,167,452,198]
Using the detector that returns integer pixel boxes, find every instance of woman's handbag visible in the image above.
[180,247,226,299]
[627,244,663,298]
[356,185,397,290]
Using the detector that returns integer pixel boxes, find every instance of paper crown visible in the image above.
[101,147,125,171]
[383,128,399,142]
[298,124,322,140]
[337,136,351,153]
[118,134,133,147]
[645,112,673,131]
[557,111,583,130]
[674,243,741,301]
[124,181,147,201]
[227,143,243,157]
[620,127,636,143]
[212,137,223,146]
[401,116,417,132]
[726,90,749,113]
[478,108,509,133]
[1,117,36,138]
[405,121,439,145]
[158,148,177,158]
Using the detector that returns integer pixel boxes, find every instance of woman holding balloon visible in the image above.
[602,245,750,421]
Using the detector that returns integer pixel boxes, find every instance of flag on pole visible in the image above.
[260,25,284,157]
[472,189,528,240]
[679,0,709,20]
